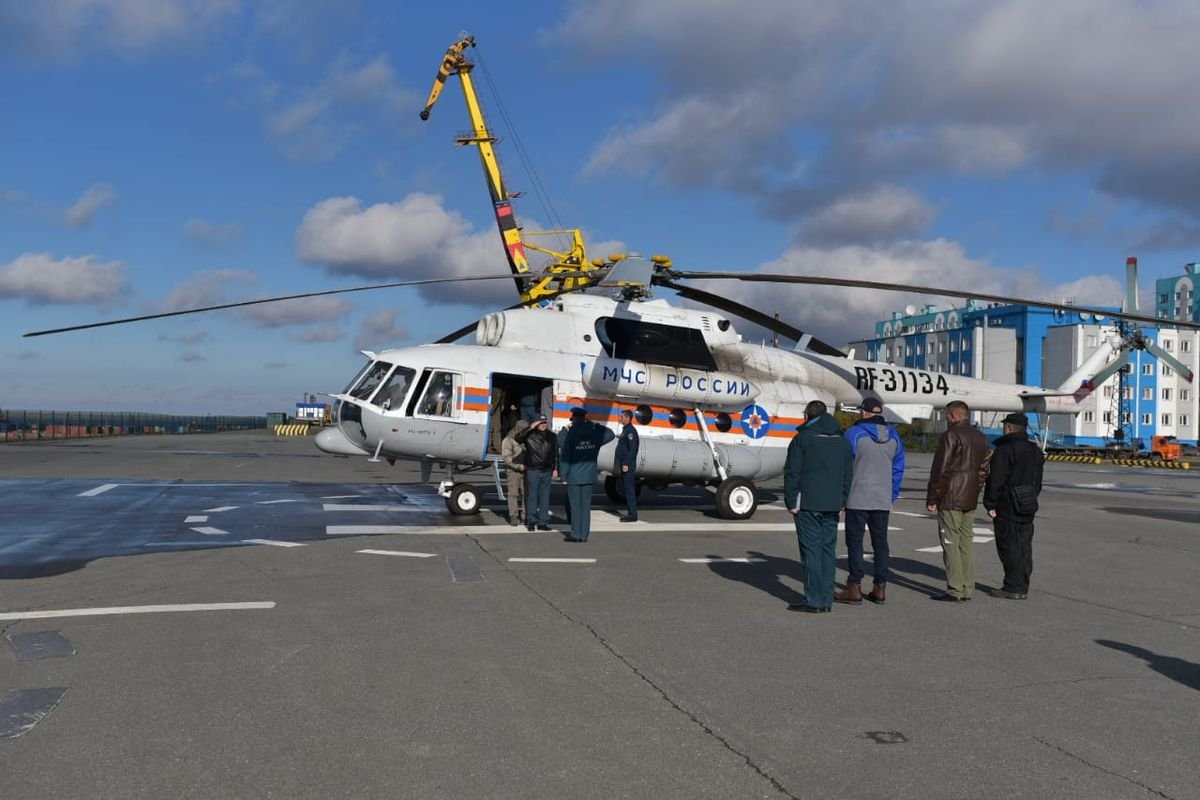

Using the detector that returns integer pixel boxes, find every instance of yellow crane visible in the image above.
[419,35,599,303]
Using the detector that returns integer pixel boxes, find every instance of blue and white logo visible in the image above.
[740,404,771,439]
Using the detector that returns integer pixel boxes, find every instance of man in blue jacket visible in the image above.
[835,397,905,605]
[783,399,854,613]
[558,407,615,542]
[614,409,640,522]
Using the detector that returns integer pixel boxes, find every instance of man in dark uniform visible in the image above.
[983,412,1044,599]
[615,409,640,522]
[783,399,854,613]
[558,407,615,542]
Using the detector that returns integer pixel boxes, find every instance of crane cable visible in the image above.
[472,42,572,254]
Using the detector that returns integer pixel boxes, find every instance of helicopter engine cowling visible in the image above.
[583,357,758,409]
[604,438,760,481]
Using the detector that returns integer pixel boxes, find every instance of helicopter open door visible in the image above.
[487,373,553,453]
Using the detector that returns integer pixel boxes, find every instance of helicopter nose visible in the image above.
[315,426,370,456]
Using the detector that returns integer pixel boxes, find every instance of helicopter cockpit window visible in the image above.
[348,360,393,401]
[373,366,416,411]
[416,371,460,418]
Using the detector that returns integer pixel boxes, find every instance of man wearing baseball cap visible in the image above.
[835,396,906,605]
[982,411,1044,599]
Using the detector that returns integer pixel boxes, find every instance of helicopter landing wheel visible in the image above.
[445,483,481,516]
[715,477,757,520]
[604,474,642,505]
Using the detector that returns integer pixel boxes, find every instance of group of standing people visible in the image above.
[500,406,639,543]
[784,396,1044,614]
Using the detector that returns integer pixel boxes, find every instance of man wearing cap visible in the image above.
[501,419,530,526]
[783,399,854,613]
[983,412,1044,599]
[516,414,558,532]
[835,397,905,605]
[615,409,640,522]
[558,407,616,542]
[926,400,991,602]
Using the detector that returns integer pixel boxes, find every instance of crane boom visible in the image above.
[419,35,598,304]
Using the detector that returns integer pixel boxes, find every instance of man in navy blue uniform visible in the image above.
[615,409,640,522]
[558,407,615,542]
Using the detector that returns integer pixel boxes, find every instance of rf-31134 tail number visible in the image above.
[854,365,950,396]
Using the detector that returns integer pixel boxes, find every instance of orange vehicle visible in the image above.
[1151,435,1182,461]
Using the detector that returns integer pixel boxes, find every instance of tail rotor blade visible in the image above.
[1142,340,1195,383]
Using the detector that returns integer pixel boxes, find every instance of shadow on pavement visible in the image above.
[706,551,806,606]
[1096,640,1200,692]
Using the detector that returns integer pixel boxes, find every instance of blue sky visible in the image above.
[3,0,1199,414]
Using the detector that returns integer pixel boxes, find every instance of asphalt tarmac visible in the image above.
[1,432,1198,799]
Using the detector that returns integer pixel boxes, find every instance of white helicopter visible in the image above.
[27,256,1197,520]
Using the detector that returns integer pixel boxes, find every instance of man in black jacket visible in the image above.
[983,412,1044,600]
[516,415,559,532]
[615,409,640,522]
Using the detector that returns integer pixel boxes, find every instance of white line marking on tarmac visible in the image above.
[327,525,511,535]
[892,510,931,518]
[242,539,306,547]
[78,483,119,497]
[509,558,596,564]
[916,535,994,553]
[191,527,230,536]
[321,494,363,499]
[357,549,439,558]
[0,602,276,621]
[679,557,767,564]
[203,506,239,513]
[323,504,433,513]
[256,499,298,505]
[184,515,208,523]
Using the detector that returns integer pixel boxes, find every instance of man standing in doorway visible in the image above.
[835,397,905,605]
[783,399,854,613]
[516,415,558,532]
[983,412,1044,599]
[615,409,640,522]
[558,407,615,542]
[926,400,990,602]
[501,419,529,527]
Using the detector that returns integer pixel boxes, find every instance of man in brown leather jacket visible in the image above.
[926,400,991,601]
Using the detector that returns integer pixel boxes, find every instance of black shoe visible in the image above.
[536,525,552,531]
[990,588,1027,600]
[931,593,964,602]
[526,525,535,532]
[564,537,585,543]
[619,516,638,523]
[786,603,807,611]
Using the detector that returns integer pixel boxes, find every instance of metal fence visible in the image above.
[0,409,266,443]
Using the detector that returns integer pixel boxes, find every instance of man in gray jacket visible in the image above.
[835,397,905,605]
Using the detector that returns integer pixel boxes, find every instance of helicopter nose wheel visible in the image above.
[715,477,757,520]
[445,483,481,516]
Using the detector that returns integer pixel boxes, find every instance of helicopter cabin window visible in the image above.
[374,366,416,411]
[667,408,687,428]
[415,371,461,418]
[595,317,717,371]
[634,405,653,426]
[348,360,393,402]
[713,412,732,432]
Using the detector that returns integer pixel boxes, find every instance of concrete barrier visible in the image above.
[1108,458,1191,470]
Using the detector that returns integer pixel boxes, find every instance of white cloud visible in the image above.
[799,186,937,245]
[295,193,519,306]
[0,252,127,305]
[162,269,257,311]
[183,218,243,247]
[64,183,117,228]
[354,309,408,351]
[236,296,352,328]
[292,324,343,343]
[697,239,1128,349]
[0,0,239,61]
[560,0,1200,232]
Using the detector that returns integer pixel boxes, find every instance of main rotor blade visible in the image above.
[22,275,516,338]
[672,272,1200,332]
[658,280,845,357]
